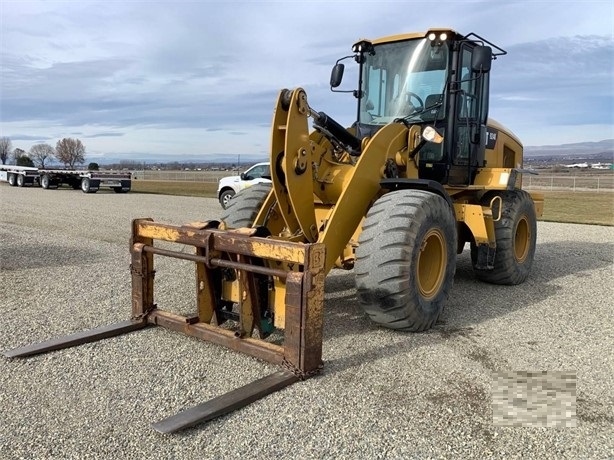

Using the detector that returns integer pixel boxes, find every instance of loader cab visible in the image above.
[350,30,501,186]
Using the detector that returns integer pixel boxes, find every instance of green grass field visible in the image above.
[538,191,613,226]
[131,181,614,226]
[132,179,217,197]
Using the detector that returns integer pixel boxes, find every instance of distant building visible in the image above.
[564,162,613,169]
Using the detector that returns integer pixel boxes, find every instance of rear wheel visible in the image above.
[355,190,457,331]
[471,190,537,285]
[221,184,271,228]
[7,174,16,186]
[16,174,25,187]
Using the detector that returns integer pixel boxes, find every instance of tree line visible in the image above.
[0,137,91,169]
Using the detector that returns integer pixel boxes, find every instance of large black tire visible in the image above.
[16,174,25,187]
[221,184,271,228]
[219,189,236,209]
[355,190,457,332]
[471,190,537,285]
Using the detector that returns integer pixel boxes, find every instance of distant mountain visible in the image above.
[525,139,614,159]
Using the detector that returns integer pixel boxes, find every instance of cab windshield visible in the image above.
[359,38,449,125]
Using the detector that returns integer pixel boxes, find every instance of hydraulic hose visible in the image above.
[311,110,361,153]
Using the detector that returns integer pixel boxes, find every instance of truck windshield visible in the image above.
[359,38,449,125]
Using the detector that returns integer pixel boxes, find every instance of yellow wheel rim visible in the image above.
[514,215,531,263]
[417,229,447,300]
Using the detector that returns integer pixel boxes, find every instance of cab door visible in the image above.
[448,44,490,185]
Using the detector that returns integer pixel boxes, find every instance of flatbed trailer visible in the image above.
[0,165,132,193]
[0,165,39,187]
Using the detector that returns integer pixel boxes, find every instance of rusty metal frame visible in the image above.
[4,218,326,433]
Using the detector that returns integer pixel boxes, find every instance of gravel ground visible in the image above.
[0,184,612,459]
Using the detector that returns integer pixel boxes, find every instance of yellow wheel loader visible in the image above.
[5,29,543,433]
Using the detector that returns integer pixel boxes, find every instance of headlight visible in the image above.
[422,126,444,144]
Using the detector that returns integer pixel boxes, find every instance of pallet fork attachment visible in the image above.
[4,218,326,433]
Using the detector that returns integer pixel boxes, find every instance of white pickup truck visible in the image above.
[217,162,271,208]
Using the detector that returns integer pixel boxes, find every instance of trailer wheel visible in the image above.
[471,190,537,285]
[7,174,17,186]
[355,190,457,332]
[16,174,25,187]
[40,174,51,189]
[221,184,271,228]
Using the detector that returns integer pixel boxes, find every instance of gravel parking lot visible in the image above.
[1,184,612,459]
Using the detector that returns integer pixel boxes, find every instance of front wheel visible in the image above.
[471,190,537,285]
[355,190,457,332]
[219,189,236,209]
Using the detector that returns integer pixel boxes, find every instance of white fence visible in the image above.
[523,175,614,192]
[133,170,229,183]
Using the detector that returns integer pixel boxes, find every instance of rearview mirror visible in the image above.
[472,46,492,73]
[330,63,345,88]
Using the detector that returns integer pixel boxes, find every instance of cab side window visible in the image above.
[458,48,477,120]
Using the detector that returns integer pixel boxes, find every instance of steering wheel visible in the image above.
[405,92,424,113]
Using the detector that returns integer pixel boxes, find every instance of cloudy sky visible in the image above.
[1,0,613,162]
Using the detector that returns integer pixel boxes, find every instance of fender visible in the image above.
[380,178,454,209]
